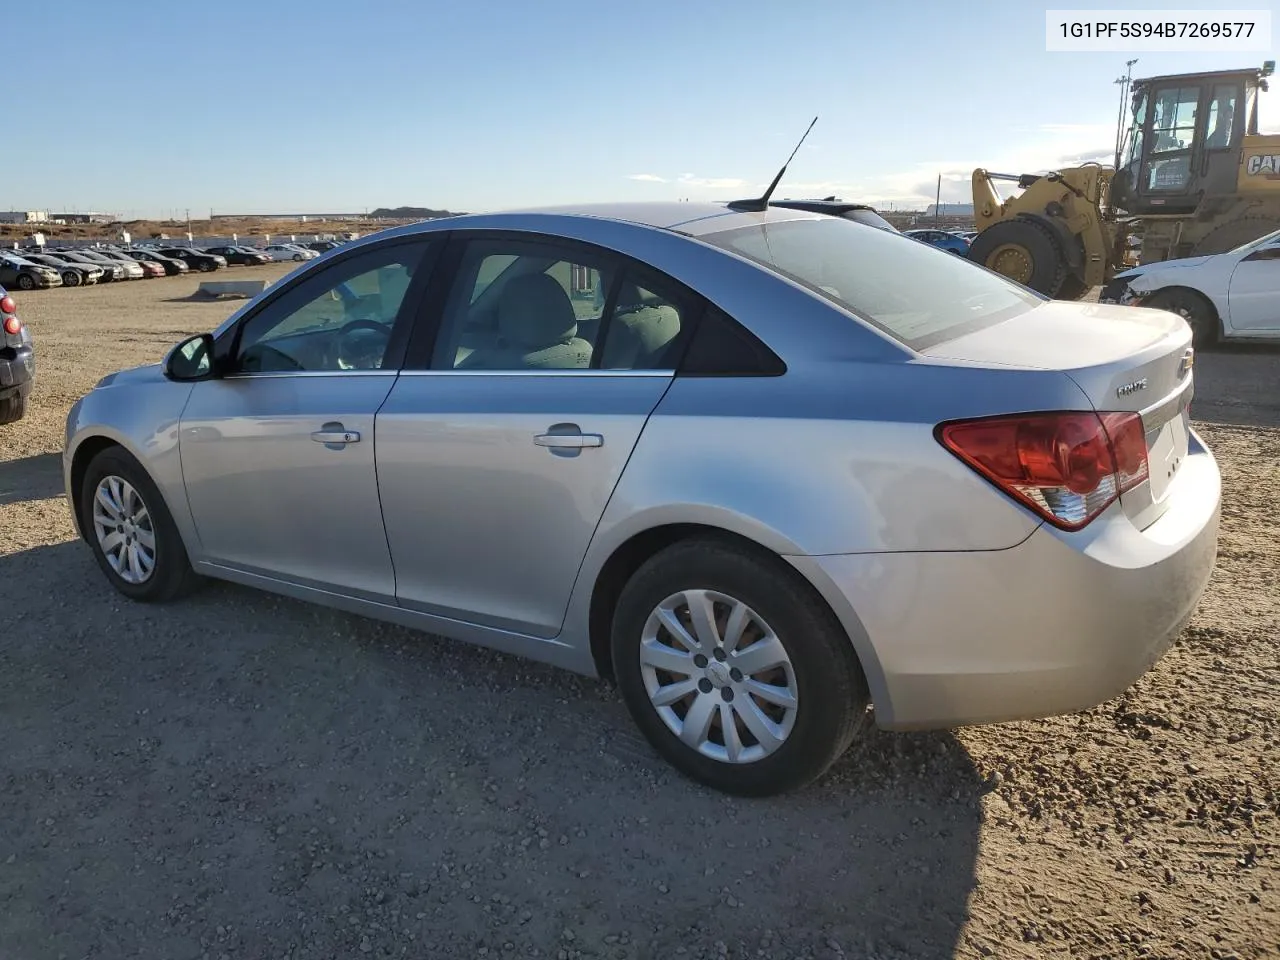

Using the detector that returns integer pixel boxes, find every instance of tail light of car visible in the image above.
[938,411,1149,530]
[0,295,15,315]
[3,314,21,335]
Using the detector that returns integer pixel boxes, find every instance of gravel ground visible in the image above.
[1,269,1277,960]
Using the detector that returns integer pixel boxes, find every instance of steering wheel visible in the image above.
[331,318,392,370]
[241,342,305,372]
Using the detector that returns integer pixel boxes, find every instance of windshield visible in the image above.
[1229,226,1280,254]
[700,217,1041,350]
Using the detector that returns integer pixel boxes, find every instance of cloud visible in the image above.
[626,172,749,192]
[851,122,1123,208]
[676,174,748,190]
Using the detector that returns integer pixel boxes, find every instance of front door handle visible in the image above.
[311,428,361,444]
[534,433,603,449]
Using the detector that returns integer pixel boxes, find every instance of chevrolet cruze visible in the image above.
[63,203,1220,795]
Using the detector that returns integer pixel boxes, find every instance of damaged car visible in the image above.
[1101,227,1280,346]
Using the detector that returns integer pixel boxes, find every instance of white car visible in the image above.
[1101,227,1280,346]
[260,243,319,262]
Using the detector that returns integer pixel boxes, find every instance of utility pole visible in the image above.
[1113,58,1139,173]
[935,174,942,225]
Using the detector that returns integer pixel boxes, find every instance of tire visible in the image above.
[293,254,304,261]
[1142,287,1220,348]
[79,446,200,602]
[16,273,36,291]
[611,537,870,796]
[0,390,26,424]
[198,261,214,272]
[968,219,1066,297]
[1055,274,1090,301]
[62,271,81,287]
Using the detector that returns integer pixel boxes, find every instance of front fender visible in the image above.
[64,378,197,551]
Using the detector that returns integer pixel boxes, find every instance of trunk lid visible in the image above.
[922,300,1195,529]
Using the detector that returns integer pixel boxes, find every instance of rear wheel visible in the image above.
[62,271,81,287]
[1143,287,1219,348]
[611,537,869,796]
[968,219,1066,297]
[80,447,200,602]
[0,390,27,424]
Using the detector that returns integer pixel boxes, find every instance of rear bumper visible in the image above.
[789,429,1221,730]
[0,344,34,392]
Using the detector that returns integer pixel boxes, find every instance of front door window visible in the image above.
[233,242,430,374]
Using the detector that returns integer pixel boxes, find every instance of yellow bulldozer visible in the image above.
[968,61,1280,299]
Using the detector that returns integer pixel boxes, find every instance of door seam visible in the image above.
[553,374,680,636]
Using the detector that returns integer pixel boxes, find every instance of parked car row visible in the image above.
[903,228,972,254]
[0,239,349,290]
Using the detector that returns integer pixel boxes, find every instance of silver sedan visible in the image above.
[63,203,1221,795]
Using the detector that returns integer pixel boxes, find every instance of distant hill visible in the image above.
[370,206,463,220]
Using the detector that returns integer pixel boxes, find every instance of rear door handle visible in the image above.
[534,433,603,449]
[311,429,361,444]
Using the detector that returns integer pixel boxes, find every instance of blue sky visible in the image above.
[6,0,1277,217]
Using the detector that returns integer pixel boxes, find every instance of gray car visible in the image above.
[63,203,1221,795]
[68,248,146,280]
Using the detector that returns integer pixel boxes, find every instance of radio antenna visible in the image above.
[727,116,819,212]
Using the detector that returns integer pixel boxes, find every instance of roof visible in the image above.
[444,201,824,236]
[1133,66,1267,90]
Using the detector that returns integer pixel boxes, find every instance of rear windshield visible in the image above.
[842,209,897,232]
[700,217,1042,350]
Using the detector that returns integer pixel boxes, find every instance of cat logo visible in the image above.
[1246,154,1280,178]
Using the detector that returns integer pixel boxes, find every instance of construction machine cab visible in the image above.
[1112,63,1272,216]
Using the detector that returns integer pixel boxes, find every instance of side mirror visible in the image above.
[164,332,216,381]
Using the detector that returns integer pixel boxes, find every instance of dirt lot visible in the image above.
[1,269,1277,960]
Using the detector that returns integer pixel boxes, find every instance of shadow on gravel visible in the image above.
[0,452,63,505]
[1190,345,1280,429]
[0,541,984,960]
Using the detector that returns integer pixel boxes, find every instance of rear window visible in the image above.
[700,217,1041,350]
[842,208,897,232]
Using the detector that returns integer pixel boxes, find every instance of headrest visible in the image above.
[498,273,578,347]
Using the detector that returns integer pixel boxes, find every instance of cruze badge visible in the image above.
[1116,378,1148,398]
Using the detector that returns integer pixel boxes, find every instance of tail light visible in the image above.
[3,316,21,335]
[0,295,15,315]
[938,411,1149,530]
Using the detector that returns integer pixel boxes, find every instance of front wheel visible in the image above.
[80,447,200,602]
[967,219,1066,297]
[16,274,36,290]
[293,254,304,261]
[1143,287,1220,348]
[63,271,81,287]
[198,261,214,272]
[611,538,869,796]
